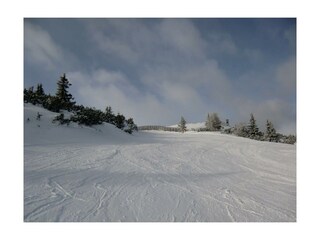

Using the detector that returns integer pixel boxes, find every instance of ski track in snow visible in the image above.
[24,104,296,222]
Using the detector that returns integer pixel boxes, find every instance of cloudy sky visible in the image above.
[24,18,296,134]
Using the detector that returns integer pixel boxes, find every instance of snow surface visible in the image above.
[169,122,205,130]
[24,104,296,222]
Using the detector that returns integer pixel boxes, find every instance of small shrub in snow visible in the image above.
[114,113,126,130]
[52,113,71,125]
[71,107,104,126]
[124,118,138,134]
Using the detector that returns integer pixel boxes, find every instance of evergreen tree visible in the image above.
[205,113,221,131]
[265,120,278,142]
[35,83,47,105]
[24,86,36,104]
[71,107,104,126]
[248,113,260,139]
[212,113,222,130]
[124,118,138,134]
[178,116,187,133]
[52,113,71,125]
[234,123,249,137]
[104,106,115,124]
[55,73,75,111]
[24,88,30,103]
[114,113,125,130]
[43,95,61,112]
[284,134,296,144]
[72,104,85,113]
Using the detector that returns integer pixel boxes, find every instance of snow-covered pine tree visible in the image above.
[285,134,296,144]
[265,120,278,142]
[205,113,221,131]
[234,122,248,137]
[178,116,187,133]
[248,113,260,139]
[56,73,75,111]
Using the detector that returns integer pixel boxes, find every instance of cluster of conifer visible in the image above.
[232,113,296,144]
[179,112,296,144]
[24,74,137,134]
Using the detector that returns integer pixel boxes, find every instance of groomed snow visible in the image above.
[24,104,296,222]
[169,122,205,130]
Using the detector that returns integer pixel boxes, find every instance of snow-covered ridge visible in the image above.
[24,103,130,146]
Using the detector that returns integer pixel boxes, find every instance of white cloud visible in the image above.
[68,69,176,125]
[64,19,295,132]
[254,99,296,135]
[141,59,230,96]
[91,69,128,86]
[276,56,296,94]
[161,81,201,105]
[67,62,233,126]
[243,48,263,62]
[208,32,238,55]
[87,19,207,66]
[92,30,139,64]
[232,98,296,135]
[158,19,206,59]
[24,22,64,70]
[24,21,78,73]
[69,19,257,126]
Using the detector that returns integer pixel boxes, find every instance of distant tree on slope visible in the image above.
[178,116,187,133]
[233,122,248,137]
[265,120,278,142]
[35,83,46,104]
[56,73,75,111]
[24,86,36,104]
[247,113,261,139]
[205,113,221,131]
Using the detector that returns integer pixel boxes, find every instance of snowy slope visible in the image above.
[24,103,130,146]
[169,122,205,130]
[24,104,296,222]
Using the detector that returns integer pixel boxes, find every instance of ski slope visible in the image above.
[24,104,296,222]
[169,122,205,130]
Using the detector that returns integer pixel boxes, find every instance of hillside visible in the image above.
[24,103,130,146]
[24,104,296,222]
